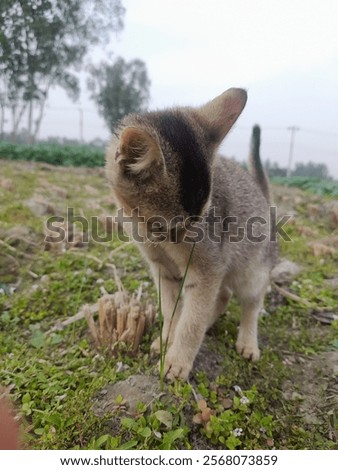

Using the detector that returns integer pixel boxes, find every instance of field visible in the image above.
[2,141,338,197]
[0,159,337,450]
[0,141,105,168]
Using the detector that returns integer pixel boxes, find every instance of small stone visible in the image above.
[221,398,232,409]
[40,275,49,284]
[291,392,303,401]
[271,258,302,283]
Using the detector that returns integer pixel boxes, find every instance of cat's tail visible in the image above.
[248,125,271,203]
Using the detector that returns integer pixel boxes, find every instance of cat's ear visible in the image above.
[198,88,247,143]
[116,127,163,174]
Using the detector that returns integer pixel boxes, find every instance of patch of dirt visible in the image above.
[92,374,162,416]
[282,350,338,437]
[194,341,225,381]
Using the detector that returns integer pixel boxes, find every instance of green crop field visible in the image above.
[0,141,105,168]
[272,176,338,197]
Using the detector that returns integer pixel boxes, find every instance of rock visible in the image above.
[271,258,302,283]
[92,374,162,416]
[26,195,55,216]
[324,278,338,289]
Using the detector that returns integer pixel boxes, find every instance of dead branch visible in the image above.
[272,282,337,324]
[272,282,313,308]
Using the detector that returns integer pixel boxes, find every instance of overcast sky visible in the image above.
[38,0,338,177]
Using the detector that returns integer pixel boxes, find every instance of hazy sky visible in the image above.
[37,0,338,177]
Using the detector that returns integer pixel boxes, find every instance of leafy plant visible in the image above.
[0,141,105,167]
[272,176,338,197]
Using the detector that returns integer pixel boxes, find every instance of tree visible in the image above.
[292,162,330,179]
[0,0,125,142]
[87,57,151,131]
[264,160,287,177]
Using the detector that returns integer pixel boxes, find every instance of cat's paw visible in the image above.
[151,336,172,355]
[236,340,260,361]
[150,336,161,355]
[162,349,192,381]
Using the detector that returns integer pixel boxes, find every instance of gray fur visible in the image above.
[105,88,277,380]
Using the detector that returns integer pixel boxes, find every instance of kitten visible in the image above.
[106,88,277,381]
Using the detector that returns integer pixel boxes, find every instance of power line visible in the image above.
[237,126,338,137]
[301,128,338,138]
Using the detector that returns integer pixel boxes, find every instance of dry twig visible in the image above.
[272,282,337,324]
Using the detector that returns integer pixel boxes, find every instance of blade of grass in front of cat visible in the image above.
[163,242,196,361]
[157,266,165,387]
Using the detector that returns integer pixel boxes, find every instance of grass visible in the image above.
[0,159,337,449]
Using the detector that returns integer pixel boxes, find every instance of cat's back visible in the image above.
[212,156,269,220]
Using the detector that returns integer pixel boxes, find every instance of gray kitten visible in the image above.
[106,88,277,380]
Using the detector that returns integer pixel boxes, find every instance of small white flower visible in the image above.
[240,396,250,405]
[260,426,266,433]
[233,428,243,437]
[234,385,242,393]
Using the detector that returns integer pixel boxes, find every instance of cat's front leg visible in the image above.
[140,246,183,354]
[163,271,222,380]
[150,271,183,354]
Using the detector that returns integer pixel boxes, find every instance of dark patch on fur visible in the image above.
[146,112,211,216]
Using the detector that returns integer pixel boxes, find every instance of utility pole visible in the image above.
[287,126,300,177]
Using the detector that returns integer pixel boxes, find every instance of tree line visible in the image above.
[0,0,151,143]
[265,159,331,180]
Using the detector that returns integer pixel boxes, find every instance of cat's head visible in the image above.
[106,88,247,242]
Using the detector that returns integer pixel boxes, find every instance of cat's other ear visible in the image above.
[116,127,163,174]
[198,88,247,144]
